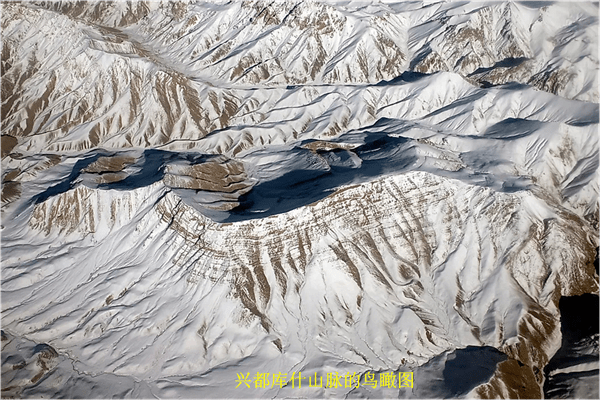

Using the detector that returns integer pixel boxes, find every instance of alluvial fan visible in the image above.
[1,1,598,398]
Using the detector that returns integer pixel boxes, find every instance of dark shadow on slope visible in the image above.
[566,110,599,126]
[224,133,418,222]
[408,45,434,71]
[470,57,530,76]
[222,117,538,221]
[422,91,487,119]
[496,81,531,91]
[544,293,599,398]
[25,115,543,223]
[336,345,507,399]
[30,152,109,205]
[442,346,507,397]
[483,118,544,139]
[548,294,599,362]
[375,71,429,87]
[391,345,507,399]
[31,149,223,203]
[101,149,175,190]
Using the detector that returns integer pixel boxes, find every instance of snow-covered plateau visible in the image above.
[1,0,598,398]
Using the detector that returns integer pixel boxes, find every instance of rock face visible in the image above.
[1,1,598,398]
[543,294,600,399]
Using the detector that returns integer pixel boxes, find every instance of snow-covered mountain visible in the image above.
[1,1,598,398]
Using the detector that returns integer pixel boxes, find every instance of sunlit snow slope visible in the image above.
[1,1,599,398]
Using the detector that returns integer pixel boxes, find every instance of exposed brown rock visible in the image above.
[1,181,20,204]
[476,358,541,399]
[1,135,17,158]
[82,156,136,174]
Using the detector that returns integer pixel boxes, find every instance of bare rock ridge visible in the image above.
[1,1,598,398]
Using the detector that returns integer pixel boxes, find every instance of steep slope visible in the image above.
[2,169,597,398]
